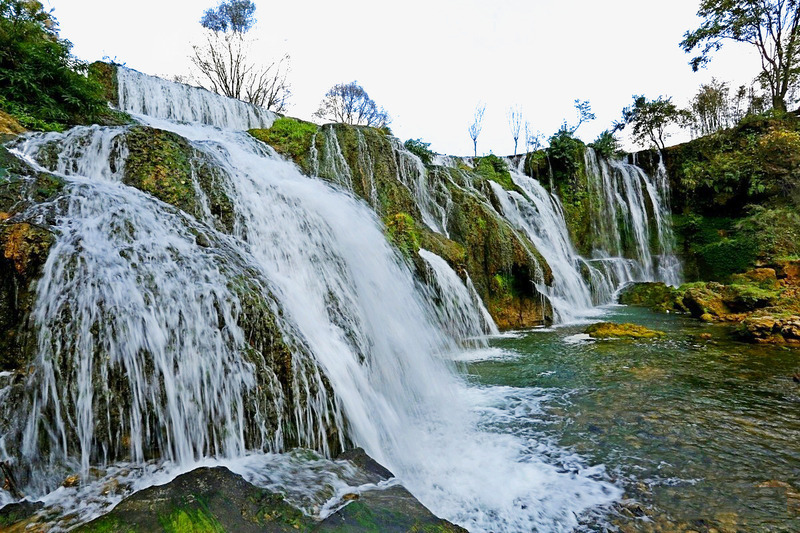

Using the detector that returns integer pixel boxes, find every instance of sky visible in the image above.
[48,0,764,156]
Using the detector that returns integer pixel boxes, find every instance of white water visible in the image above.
[0,67,620,532]
[419,248,499,339]
[489,153,681,322]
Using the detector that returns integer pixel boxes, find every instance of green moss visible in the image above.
[385,212,420,257]
[123,127,196,213]
[474,154,515,190]
[585,322,665,339]
[88,62,118,105]
[618,282,686,313]
[158,506,224,533]
[249,118,318,173]
[75,516,135,533]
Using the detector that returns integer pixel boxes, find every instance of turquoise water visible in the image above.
[466,306,800,532]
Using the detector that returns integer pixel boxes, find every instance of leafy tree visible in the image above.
[314,81,390,127]
[507,106,523,155]
[468,102,485,157]
[200,0,255,33]
[0,0,106,130]
[690,78,731,135]
[547,126,584,175]
[680,0,800,112]
[617,95,691,150]
[191,0,291,112]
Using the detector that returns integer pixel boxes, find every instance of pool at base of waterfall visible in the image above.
[463,305,800,532]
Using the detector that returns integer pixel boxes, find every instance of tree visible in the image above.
[0,0,105,130]
[690,78,731,136]
[468,103,485,157]
[314,81,390,127]
[524,120,545,152]
[507,106,523,155]
[569,99,595,134]
[617,95,691,150]
[681,0,800,112]
[191,0,291,112]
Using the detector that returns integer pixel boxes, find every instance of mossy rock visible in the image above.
[249,118,319,174]
[618,282,686,313]
[0,110,25,136]
[88,62,119,106]
[585,322,665,340]
[123,127,235,232]
[77,467,314,533]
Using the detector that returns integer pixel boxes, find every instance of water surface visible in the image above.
[467,306,800,531]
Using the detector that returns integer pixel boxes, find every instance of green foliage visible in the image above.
[618,95,690,150]
[249,117,318,172]
[404,138,435,165]
[547,127,584,177]
[385,212,420,257]
[474,154,514,190]
[668,114,800,213]
[0,0,106,130]
[735,206,800,260]
[589,130,620,159]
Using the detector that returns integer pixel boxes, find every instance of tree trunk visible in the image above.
[772,93,788,113]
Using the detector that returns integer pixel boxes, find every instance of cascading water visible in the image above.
[0,67,620,532]
[418,248,499,339]
[583,148,682,288]
[489,152,681,321]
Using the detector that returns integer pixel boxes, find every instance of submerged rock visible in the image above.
[585,322,665,340]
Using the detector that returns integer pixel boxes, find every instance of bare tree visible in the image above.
[190,0,291,112]
[507,106,523,155]
[468,103,486,157]
[314,81,390,127]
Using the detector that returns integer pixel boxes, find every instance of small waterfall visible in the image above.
[489,176,596,322]
[583,148,681,289]
[418,248,498,339]
[490,152,680,322]
[0,68,620,532]
[117,67,276,130]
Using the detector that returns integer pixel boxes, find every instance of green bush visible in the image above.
[474,154,514,190]
[248,117,318,171]
[403,138,435,165]
[589,130,620,159]
[0,0,106,130]
[547,127,584,177]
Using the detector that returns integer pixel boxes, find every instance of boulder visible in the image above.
[71,448,465,533]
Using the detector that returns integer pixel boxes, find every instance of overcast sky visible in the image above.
[49,0,763,155]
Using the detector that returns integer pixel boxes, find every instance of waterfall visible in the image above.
[0,67,620,532]
[488,152,680,321]
[418,248,499,338]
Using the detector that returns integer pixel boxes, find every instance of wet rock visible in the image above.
[62,474,80,488]
[78,466,314,532]
[76,449,465,533]
[585,322,665,340]
[618,282,686,313]
[318,485,467,532]
[0,500,44,529]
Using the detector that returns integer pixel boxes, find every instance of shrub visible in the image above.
[0,0,106,130]
[403,138,435,165]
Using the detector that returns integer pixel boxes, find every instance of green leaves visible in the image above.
[0,0,106,130]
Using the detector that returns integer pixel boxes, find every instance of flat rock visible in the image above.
[585,322,665,340]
